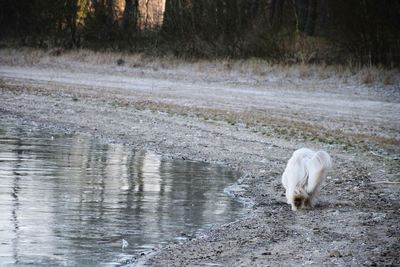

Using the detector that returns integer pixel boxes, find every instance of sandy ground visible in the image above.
[0,53,399,266]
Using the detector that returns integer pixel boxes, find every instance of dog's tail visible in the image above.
[306,150,332,194]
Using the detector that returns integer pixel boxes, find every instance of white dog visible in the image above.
[281,148,332,211]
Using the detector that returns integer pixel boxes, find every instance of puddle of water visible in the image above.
[0,116,247,266]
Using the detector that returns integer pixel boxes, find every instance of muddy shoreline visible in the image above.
[0,53,399,266]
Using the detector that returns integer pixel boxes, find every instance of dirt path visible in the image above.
[0,59,399,266]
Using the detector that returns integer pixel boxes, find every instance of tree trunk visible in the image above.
[123,0,138,31]
[305,0,316,35]
[270,0,285,27]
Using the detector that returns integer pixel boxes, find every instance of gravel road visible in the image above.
[0,57,399,266]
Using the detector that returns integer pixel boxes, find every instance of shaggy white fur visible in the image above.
[282,148,332,211]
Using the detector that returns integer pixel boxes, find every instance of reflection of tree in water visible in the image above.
[160,159,240,232]
[163,159,208,228]
[50,143,243,256]
[1,122,65,265]
[82,141,108,222]
[0,119,245,265]
[10,127,23,264]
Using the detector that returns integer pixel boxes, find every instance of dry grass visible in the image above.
[0,48,399,87]
[358,67,398,85]
[0,47,46,65]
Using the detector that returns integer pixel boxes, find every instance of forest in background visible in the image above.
[0,0,399,66]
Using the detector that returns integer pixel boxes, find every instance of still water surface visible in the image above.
[0,116,246,266]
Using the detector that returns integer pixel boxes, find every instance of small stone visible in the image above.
[329,250,342,257]
[117,58,125,66]
[364,260,377,266]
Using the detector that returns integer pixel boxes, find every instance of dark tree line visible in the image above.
[0,0,399,65]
